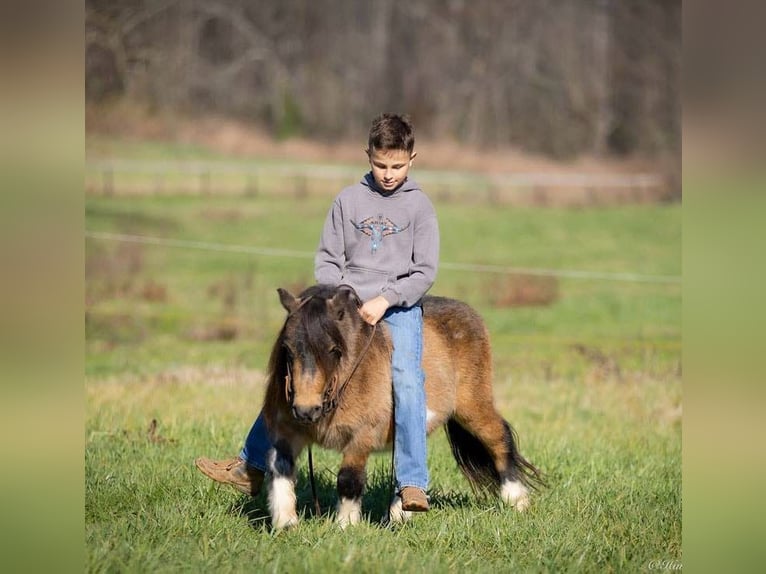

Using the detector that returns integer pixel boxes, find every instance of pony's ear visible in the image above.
[328,286,357,321]
[278,288,298,313]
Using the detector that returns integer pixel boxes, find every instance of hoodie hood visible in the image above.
[361,171,420,196]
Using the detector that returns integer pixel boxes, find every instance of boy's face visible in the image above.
[367,147,416,193]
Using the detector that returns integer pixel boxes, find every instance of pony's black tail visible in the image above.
[445,418,545,493]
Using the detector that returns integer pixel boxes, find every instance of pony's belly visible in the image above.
[314,420,391,453]
[426,408,450,434]
[313,423,356,451]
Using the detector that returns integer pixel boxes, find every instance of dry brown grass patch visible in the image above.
[488,274,559,308]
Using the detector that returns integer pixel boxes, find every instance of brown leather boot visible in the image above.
[195,456,264,497]
[400,486,430,512]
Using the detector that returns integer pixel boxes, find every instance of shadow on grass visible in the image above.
[232,466,340,531]
[231,465,480,531]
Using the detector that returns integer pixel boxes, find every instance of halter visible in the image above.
[282,294,378,416]
[319,322,377,415]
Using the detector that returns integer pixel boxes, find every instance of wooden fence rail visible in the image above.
[85,160,666,206]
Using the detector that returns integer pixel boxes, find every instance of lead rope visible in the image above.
[308,447,321,517]
[322,323,378,414]
[305,322,378,517]
[389,386,397,512]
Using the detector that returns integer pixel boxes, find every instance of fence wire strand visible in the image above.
[85,230,681,285]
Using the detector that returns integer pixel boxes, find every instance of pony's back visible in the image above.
[420,295,494,431]
[422,295,492,350]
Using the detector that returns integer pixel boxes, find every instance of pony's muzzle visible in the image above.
[292,404,323,423]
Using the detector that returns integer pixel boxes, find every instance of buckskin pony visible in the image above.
[262,284,542,529]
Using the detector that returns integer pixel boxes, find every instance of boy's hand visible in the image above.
[359,296,390,325]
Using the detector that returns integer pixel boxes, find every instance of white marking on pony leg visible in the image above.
[336,497,362,529]
[269,476,299,529]
[383,494,412,526]
[501,479,530,512]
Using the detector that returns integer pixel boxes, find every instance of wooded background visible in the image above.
[85,0,680,161]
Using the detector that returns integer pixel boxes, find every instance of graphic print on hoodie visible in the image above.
[351,214,411,254]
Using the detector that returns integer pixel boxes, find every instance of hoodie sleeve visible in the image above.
[314,198,345,285]
[381,196,440,307]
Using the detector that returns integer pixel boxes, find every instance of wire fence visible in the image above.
[85,230,681,358]
[85,230,681,285]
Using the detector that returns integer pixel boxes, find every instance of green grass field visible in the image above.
[85,186,681,572]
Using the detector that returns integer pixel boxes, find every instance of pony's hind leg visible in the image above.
[498,419,544,510]
[267,439,300,529]
[446,414,539,511]
[335,451,369,529]
[496,420,533,511]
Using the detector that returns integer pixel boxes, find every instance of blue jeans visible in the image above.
[241,304,429,491]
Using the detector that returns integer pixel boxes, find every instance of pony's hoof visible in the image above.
[501,479,530,511]
[383,495,413,526]
[337,514,361,530]
[336,498,363,530]
[514,496,530,512]
[272,513,299,530]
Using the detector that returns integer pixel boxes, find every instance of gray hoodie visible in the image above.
[314,172,439,307]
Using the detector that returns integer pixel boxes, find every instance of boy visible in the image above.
[196,113,439,512]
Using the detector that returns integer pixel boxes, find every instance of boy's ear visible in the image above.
[409,151,417,164]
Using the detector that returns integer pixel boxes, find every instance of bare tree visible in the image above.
[85,0,681,159]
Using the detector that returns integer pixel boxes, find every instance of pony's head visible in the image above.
[274,284,365,423]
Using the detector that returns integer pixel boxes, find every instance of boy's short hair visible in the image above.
[367,113,415,154]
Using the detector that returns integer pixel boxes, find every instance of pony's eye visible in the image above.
[329,347,342,359]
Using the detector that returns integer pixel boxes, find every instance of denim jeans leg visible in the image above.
[383,305,429,492]
[239,411,271,472]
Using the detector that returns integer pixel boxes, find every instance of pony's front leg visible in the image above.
[336,451,369,529]
[267,439,300,529]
